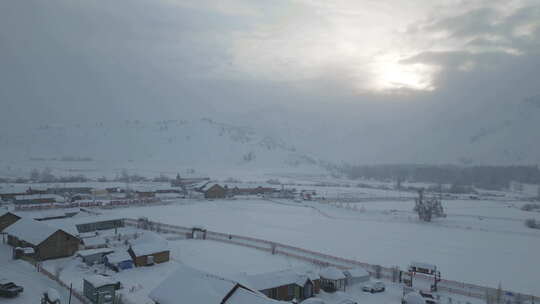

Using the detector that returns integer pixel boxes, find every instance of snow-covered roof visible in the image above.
[129,242,168,256]
[82,236,107,247]
[105,251,133,264]
[4,217,67,246]
[15,247,35,254]
[77,248,114,257]
[14,194,64,201]
[84,275,117,288]
[410,262,437,271]
[319,267,346,280]
[225,285,284,304]
[240,269,313,291]
[148,265,239,304]
[343,267,370,278]
[201,183,223,192]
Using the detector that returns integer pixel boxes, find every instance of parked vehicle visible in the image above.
[0,281,24,297]
[362,281,385,293]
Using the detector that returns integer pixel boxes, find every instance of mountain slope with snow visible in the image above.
[0,118,325,178]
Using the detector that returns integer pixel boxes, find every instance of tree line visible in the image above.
[341,164,540,190]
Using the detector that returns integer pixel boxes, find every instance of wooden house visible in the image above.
[242,269,320,301]
[128,243,169,267]
[5,218,80,260]
[202,184,227,199]
[0,212,21,232]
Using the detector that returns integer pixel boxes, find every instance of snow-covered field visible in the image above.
[52,198,539,296]
[6,192,540,301]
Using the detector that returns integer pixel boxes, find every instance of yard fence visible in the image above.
[37,264,91,304]
[124,218,540,303]
[37,264,135,304]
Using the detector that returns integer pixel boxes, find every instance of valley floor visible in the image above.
[90,198,540,296]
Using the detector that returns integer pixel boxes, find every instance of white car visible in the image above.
[362,281,385,293]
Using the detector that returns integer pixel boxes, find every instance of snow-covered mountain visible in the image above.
[0,118,325,178]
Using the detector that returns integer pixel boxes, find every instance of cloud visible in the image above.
[1,0,540,164]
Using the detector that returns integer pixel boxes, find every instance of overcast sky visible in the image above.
[1,0,539,164]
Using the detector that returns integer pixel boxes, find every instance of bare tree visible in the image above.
[414,189,446,222]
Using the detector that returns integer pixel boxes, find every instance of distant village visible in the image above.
[0,174,316,212]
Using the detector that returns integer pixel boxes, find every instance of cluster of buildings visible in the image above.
[148,265,370,304]
[0,186,184,207]
[0,210,373,304]
[0,212,170,266]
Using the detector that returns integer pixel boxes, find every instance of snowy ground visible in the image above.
[50,198,540,296]
[8,193,540,298]
[0,243,82,304]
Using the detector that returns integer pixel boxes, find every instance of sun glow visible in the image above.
[369,55,437,92]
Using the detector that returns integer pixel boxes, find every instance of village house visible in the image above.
[5,218,80,260]
[201,183,227,199]
[0,192,26,202]
[128,243,170,266]
[13,194,65,205]
[0,211,21,232]
[149,265,284,304]
[240,269,321,301]
[319,267,347,292]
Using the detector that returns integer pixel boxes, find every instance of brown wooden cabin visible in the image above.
[5,218,80,260]
[128,244,170,267]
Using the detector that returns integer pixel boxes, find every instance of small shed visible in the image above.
[77,248,115,266]
[319,267,346,292]
[343,268,370,286]
[0,212,21,232]
[83,275,119,304]
[128,243,169,267]
[104,251,134,272]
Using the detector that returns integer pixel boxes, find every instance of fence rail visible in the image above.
[124,217,540,303]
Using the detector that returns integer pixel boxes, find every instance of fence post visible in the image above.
[374,265,382,279]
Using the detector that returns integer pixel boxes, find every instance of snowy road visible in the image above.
[0,243,81,304]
